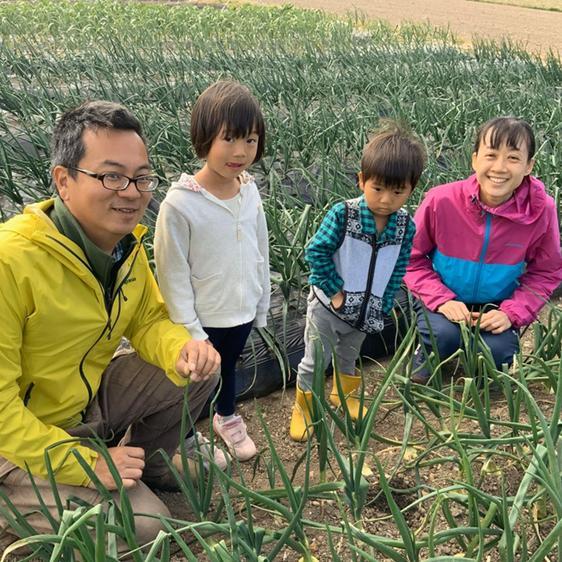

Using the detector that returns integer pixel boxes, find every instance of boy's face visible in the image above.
[472,133,534,207]
[359,174,412,218]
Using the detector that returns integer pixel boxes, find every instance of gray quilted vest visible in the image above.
[314,197,408,334]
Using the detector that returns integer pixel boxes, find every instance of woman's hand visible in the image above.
[472,310,512,334]
[437,300,471,323]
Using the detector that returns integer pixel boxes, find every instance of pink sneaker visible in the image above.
[213,413,257,461]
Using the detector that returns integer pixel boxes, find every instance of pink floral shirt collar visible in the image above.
[175,170,254,192]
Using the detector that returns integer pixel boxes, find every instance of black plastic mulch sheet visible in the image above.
[232,288,410,403]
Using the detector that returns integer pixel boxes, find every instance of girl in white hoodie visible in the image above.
[155,81,270,461]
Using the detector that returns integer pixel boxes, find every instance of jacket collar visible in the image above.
[2,200,148,291]
[464,173,547,225]
[49,197,136,291]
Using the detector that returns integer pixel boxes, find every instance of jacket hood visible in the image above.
[464,173,548,225]
[0,199,147,294]
[169,173,200,194]
[168,171,254,195]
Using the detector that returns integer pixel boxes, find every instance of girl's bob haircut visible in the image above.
[191,80,266,163]
[474,116,535,161]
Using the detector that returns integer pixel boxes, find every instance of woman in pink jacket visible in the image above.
[405,117,562,383]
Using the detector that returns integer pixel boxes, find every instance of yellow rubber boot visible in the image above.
[329,372,367,420]
[289,386,315,442]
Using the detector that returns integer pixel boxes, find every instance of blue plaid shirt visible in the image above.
[306,196,416,314]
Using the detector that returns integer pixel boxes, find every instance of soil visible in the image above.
[161,296,562,560]
[239,0,562,55]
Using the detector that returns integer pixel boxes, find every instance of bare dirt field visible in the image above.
[240,0,562,54]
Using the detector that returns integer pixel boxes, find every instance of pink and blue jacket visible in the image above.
[404,174,562,328]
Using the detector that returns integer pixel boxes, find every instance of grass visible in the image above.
[0,0,561,559]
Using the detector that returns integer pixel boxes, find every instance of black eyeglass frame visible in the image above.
[68,166,159,192]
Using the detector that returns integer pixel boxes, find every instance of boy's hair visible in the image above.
[52,100,145,179]
[361,120,426,190]
[474,117,535,161]
[190,80,266,162]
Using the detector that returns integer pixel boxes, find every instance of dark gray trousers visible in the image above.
[0,352,219,545]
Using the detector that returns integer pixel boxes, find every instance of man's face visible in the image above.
[54,128,152,253]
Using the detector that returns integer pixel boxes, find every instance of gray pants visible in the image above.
[297,291,366,391]
[0,352,219,547]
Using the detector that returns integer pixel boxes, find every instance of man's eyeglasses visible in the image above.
[69,167,159,192]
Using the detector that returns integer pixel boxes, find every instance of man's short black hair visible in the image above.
[51,100,145,178]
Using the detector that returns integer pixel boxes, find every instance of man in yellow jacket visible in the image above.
[0,100,222,546]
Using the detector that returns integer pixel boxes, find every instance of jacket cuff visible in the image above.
[415,289,458,312]
[254,313,267,328]
[184,322,208,341]
[499,303,525,329]
[317,279,343,299]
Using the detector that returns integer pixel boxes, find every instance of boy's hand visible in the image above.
[176,340,221,382]
[437,300,471,323]
[471,310,512,334]
[331,291,344,310]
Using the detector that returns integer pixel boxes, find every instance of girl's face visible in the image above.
[205,126,259,182]
[472,132,534,207]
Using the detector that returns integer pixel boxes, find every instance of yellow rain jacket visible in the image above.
[0,200,190,486]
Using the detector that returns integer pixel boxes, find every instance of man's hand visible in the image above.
[437,300,471,323]
[176,339,221,382]
[472,310,512,334]
[331,291,344,310]
[93,446,145,490]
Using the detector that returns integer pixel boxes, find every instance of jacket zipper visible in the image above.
[77,247,141,418]
[23,382,35,406]
[472,212,492,301]
[38,231,145,416]
[78,243,142,412]
[356,233,378,328]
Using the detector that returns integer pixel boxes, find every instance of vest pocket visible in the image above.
[335,291,364,324]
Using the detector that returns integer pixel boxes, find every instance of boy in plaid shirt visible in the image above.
[290,121,426,441]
